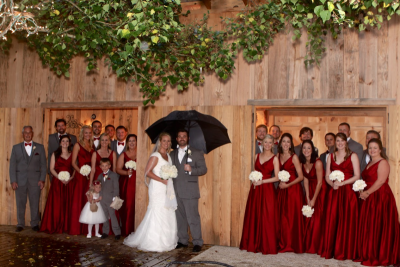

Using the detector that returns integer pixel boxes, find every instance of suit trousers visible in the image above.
[15,184,41,227]
[100,202,121,235]
[176,196,203,246]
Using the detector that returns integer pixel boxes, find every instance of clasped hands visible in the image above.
[11,181,44,190]
[184,164,192,172]
[332,180,344,190]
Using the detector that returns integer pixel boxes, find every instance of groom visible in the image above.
[170,129,207,252]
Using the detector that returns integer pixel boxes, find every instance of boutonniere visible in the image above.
[105,175,110,180]
[33,146,36,150]
[186,149,192,156]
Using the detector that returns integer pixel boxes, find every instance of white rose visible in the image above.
[125,160,136,170]
[352,180,367,192]
[278,170,290,182]
[249,171,263,182]
[80,165,91,176]
[329,170,345,182]
[302,205,314,218]
[58,171,70,182]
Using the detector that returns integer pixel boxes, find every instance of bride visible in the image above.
[123,132,178,252]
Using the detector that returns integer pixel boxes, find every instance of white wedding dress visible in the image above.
[123,152,178,252]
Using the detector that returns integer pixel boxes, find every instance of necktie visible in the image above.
[118,142,124,146]
[25,143,31,146]
[258,142,261,146]
[94,137,100,141]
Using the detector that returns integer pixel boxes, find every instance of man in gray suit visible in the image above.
[170,129,207,252]
[105,125,116,141]
[92,120,103,149]
[337,122,363,162]
[111,126,127,158]
[9,126,46,232]
[294,127,319,157]
[320,132,335,170]
[48,119,77,180]
[255,124,267,155]
[269,125,281,155]
[97,158,121,240]
[360,130,387,173]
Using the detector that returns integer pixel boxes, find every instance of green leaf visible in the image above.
[151,36,159,43]
[131,0,138,4]
[320,10,331,23]
[314,5,324,17]
[307,13,313,19]
[64,71,70,78]
[103,4,109,12]
[393,3,399,11]
[177,84,183,90]
[327,2,334,12]
[191,49,195,55]
[61,43,66,50]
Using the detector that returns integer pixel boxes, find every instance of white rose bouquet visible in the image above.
[249,171,263,189]
[278,170,290,182]
[329,170,345,182]
[125,160,137,178]
[352,180,367,192]
[58,171,70,182]
[80,165,91,178]
[160,164,178,180]
[302,205,314,218]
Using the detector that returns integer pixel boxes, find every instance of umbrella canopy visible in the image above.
[145,110,231,154]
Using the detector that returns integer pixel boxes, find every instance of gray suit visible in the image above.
[9,142,46,227]
[47,133,77,176]
[170,147,207,246]
[294,144,319,157]
[320,152,329,170]
[111,140,126,158]
[97,170,121,235]
[360,147,387,173]
[273,142,279,155]
[255,140,262,155]
[347,138,363,163]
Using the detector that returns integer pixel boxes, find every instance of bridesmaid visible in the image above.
[116,134,137,236]
[322,132,360,260]
[240,134,280,254]
[299,140,327,254]
[69,125,94,235]
[89,133,116,184]
[356,138,400,266]
[40,135,75,233]
[277,133,305,253]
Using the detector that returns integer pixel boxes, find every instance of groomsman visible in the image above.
[105,125,116,141]
[269,125,281,155]
[294,127,319,157]
[9,126,46,232]
[360,130,386,173]
[48,119,77,180]
[255,125,267,155]
[336,122,363,162]
[92,120,102,149]
[111,126,127,158]
[320,132,335,170]
[171,129,207,252]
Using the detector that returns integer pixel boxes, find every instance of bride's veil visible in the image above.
[144,139,160,186]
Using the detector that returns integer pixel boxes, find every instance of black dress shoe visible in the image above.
[101,234,108,239]
[114,235,121,240]
[15,227,23,232]
[32,226,39,231]
[175,242,188,249]
[192,245,202,252]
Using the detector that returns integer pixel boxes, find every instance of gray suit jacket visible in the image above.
[347,138,363,162]
[294,144,319,157]
[97,170,120,205]
[255,140,262,155]
[9,142,46,186]
[320,152,328,170]
[273,143,279,155]
[360,147,387,173]
[48,133,77,174]
[111,140,126,158]
[170,147,207,199]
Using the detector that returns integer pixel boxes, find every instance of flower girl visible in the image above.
[79,181,107,238]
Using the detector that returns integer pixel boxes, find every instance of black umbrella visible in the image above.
[145,110,231,154]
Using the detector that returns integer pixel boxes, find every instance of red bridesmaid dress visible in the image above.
[240,154,279,254]
[119,152,136,236]
[322,153,358,260]
[68,144,93,235]
[40,154,73,233]
[302,159,327,254]
[355,160,400,266]
[93,150,114,181]
[277,154,305,253]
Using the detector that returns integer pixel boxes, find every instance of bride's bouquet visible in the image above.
[160,164,178,180]
[58,171,70,182]
[329,170,345,182]
[278,170,290,182]
[249,171,263,189]
[353,180,367,192]
[125,160,137,178]
[302,205,314,218]
[80,165,91,179]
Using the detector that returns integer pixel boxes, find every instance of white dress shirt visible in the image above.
[117,140,126,154]
[93,136,100,148]
[257,141,263,153]
[103,170,109,181]
[178,146,187,163]
[24,141,33,156]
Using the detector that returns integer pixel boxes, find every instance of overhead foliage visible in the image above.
[1,0,399,104]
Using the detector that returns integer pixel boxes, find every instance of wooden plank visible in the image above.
[248,98,396,106]
[343,28,359,99]
[377,21,389,99]
[359,29,378,98]
[41,101,143,109]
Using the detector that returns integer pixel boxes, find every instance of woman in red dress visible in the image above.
[299,140,327,254]
[116,134,137,236]
[40,135,75,233]
[240,134,280,254]
[322,132,360,260]
[69,125,94,235]
[89,133,116,184]
[356,138,400,266]
[277,133,305,253]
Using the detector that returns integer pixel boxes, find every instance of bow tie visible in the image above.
[258,142,261,146]
[94,137,100,141]
[326,150,329,154]
[118,142,124,146]
[103,173,108,176]
[25,143,32,146]
[275,142,278,145]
